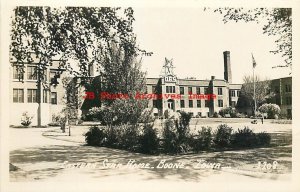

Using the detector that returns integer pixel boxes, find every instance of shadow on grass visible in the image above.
[10,141,291,182]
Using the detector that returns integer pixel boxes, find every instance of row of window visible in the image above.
[13,65,54,81]
[162,86,240,97]
[152,99,227,108]
[13,89,57,104]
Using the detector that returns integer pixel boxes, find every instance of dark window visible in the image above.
[152,86,156,93]
[197,100,201,108]
[152,100,157,108]
[237,91,240,97]
[180,100,185,108]
[172,86,175,93]
[51,92,57,105]
[196,87,200,94]
[205,100,209,107]
[230,90,236,97]
[189,100,193,108]
[27,89,37,103]
[218,88,222,95]
[13,66,24,80]
[180,87,184,95]
[166,86,175,93]
[285,84,292,92]
[204,87,208,94]
[43,89,48,103]
[166,86,169,93]
[218,99,223,107]
[286,97,292,105]
[13,89,24,103]
[188,87,192,94]
[27,66,37,80]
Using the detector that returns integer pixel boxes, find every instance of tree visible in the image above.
[210,8,292,70]
[236,75,274,113]
[10,6,144,126]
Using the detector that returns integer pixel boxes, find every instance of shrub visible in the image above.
[258,103,281,119]
[231,127,257,148]
[162,119,180,153]
[84,126,107,146]
[139,124,159,154]
[218,107,237,118]
[191,126,212,152]
[213,124,233,148]
[21,112,33,127]
[118,124,140,151]
[256,132,271,146]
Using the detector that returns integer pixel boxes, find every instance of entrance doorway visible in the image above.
[167,99,175,111]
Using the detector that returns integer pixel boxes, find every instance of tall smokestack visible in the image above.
[223,51,232,83]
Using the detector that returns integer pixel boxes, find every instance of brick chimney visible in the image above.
[223,51,232,83]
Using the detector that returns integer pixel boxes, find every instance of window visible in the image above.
[13,66,24,80]
[27,89,37,103]
[27,66,37,80]
[230,90,236,97]
[180,87,184,95]
[275,86,280,94]
[204,87,208,94]
[180,100,185,108]
[188,87,192,94]
[231,101,236,107]
[197,100,201,108]
[218,99,223,107]
[152,86,156,93]
[205,100,209,107]
[286,97,292,105]
[196,87,200,94]
[51,92,57,104]
[285,84,292,92]
[13,89,24,103]
[218,88,222,95]
[237,91,240,97]
[189,100,193,108]
[43,89,48,103]
[152,100,157,108]
[166,86,175,93]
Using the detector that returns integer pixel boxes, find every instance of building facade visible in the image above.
[145,51,242,117]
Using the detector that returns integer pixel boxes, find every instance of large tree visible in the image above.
[210,8,292,70]
[10,6,144,126]
[236,75,274,113]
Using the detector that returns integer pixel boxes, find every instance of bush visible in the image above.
[139,124,159,154]
[218,107,237,118]
[213,124,233,148]
[231,127,257,148]
[256,132,271,146]
[21,112,33,127]
[118,124,140,151]
[258,103,281,119]
[191,126,212,152]
[84,126,107,146]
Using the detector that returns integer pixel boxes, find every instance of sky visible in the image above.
[132,7,292,84]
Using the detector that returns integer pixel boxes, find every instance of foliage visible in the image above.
[48,113,66,126]
[21,112,33,126]
[256,132,271,146]
[191,126,212,152]
[231,127,257,148]
[258,103,281,119]
[162,112,192,154]
[84,126,107,146]
[213,124,233,148]
[211,8,292,69]
[219,107,237,118]
[139,123,159,154]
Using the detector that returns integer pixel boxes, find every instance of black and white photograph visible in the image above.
[1,1,299,192]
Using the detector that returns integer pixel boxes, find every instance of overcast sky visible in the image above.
[132,7,291,84]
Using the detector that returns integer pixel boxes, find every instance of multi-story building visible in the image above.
[268,77,292,118]
[145,51,242,117]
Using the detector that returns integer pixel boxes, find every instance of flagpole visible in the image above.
[252,53,257,117]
